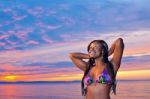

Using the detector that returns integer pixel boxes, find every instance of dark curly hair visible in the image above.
[81,40,117,96]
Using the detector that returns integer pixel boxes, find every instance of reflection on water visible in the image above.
[110,80,150,99]
[0,80,149,99]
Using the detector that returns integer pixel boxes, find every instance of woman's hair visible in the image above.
[81,40,117,96]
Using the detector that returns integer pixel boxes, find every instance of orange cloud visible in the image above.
[42,69,150,81]
[116,70,150,80]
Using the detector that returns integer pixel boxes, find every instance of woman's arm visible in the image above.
[108,38,125,72]
[69,52,90,72]
[108,41,116,56]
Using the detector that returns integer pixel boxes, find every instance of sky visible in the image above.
[0,0,149,82]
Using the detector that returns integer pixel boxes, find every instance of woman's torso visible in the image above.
[83,64,113,99]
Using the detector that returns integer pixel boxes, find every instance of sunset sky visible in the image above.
[0,0,149,82]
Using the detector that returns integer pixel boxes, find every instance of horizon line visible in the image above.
[0,79,149,84]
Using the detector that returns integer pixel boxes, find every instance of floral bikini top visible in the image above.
[83,66,113,96]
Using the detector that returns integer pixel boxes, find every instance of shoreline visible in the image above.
[0,79,149,84]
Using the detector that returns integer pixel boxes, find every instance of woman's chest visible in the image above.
[89,67,105,80]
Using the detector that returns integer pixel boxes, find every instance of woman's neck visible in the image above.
[94,57,106,68]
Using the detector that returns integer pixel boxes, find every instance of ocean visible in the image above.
[0,80,149,99]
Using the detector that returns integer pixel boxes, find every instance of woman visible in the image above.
[69,38,124,99]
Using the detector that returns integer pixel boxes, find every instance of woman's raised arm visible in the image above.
[108,38,125,72]
[69,52,90,72]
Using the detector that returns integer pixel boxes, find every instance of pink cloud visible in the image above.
[59,32,98,41]
[46,10,57,16]
[60,34,72,41]
[60,16,75,26]
[36,22,61,30]
[13,15,27,21]
[36,22,43,27]
[3,8,12,12]
[7,30,16,35]
[5,39,17,45]
[47,25,61,30]
[0,42,6,46]
[15,32,28,41]
[3,46,16,50]
[27,7,44,18]
[26,40,39,45]
[0,34,9,40]
[42,36,54,44]
[14,24,22,29]
[3,21,13,25]
[14,28,33,41]
[0,63,78,77]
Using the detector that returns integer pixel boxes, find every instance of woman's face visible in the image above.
[88,42,102,58]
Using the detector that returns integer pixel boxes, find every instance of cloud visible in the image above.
[42,36,54,44]
[0,0,149,81]
[27,7,45,18]
[0,63,80,81]
[120,55,150,71]
[12,15,27,21]
[23,61,74,68]
[0,30,149,66]
[0,0,149,51]
[2,8,12,13]
[0,42,6,46]
[36,22,62,30]
[0,34,9,40]
[26,40,39,45]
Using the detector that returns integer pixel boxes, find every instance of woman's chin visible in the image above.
[90,54,100,59]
